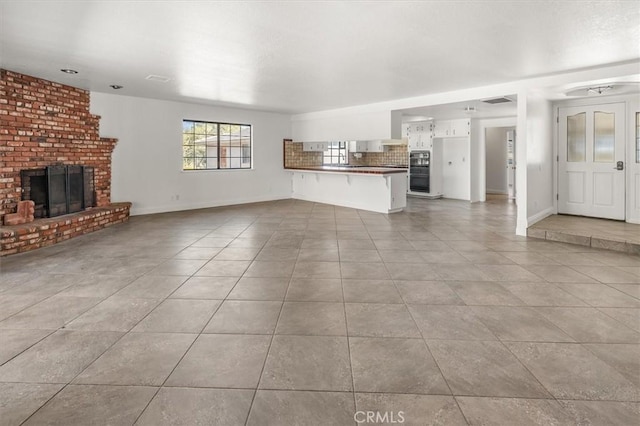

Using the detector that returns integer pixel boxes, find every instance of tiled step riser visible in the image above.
[527,228,640,255]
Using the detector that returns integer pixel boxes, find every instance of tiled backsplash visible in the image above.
[284,141,408,168]
[283,140,323,168]
[349,145,408,166]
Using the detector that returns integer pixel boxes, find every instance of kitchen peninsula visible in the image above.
[286,166,407,214]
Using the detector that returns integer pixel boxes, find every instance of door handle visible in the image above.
[614,161,624,171]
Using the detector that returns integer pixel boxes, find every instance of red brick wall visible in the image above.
[1,202,131,256]
[0,69,118,218]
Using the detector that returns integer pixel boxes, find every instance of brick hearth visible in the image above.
[0,69,130,255]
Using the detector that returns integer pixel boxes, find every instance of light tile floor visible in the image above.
[0,197,639,425]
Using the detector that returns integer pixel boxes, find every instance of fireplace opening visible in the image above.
[21,165,95,218]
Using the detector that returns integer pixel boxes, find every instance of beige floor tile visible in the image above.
[148,259,208,276]
[196,260,252,277]
[456,397,573,425]
[213,247,261,261]
[499,282,588,307]
[558,400,640,425]
[341,262,390,279]
[419,251,469,264]
[471,306,574,342]
[355,393,467,426]
[396,280,464,305]
[0,383,64,426]
[409,305,496,341]
[170,276,238,299]
[0,294,48,321]
[246,390,355,426]
[432,264,490,281]
[173,246,222,260]
[23,384,157,426]
[276,302,346,336]
[342,279,403,303]
[115,275,188,298]
[583,343,640,387]
[386,263,439,281]
[204,300,282,334]
[131,299,221,333]
[536,307,640,343]
[75,332,196,386]
[556,283,640,307]
[292,261,340,278]
[297,248,339,262]
[58,275,137,298]
[570,265,640,284]
[350,337,449,394]
[259,335,352,391]
[227,277,290,301]
[598,307,640,332]
[427,340,551,398]
[244,260,294,278]
[285,278,343,302]
[346,303,421,338]
[448,281,525,306]
[0,329,53,364]
[136,387,253,426]
[0,295,102,330]
[65,297,161,332]
[0,330,123,383]
[166,334,270,388]
[506,342,639,401]
[498,251,560,265]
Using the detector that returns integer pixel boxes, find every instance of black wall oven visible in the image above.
[409,151,430,193]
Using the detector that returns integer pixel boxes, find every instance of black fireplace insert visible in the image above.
[21,165,95,218]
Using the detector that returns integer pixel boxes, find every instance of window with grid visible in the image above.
[182,120,252,170]
[323,141,349,165]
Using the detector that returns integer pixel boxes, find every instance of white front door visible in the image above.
[558,102,625,220]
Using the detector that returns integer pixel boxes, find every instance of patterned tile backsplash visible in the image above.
[284,141,408,168]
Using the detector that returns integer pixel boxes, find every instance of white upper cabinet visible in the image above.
[433,119,470,138]
[303,142,329,152]
[349,140,387,152]
[407,122,431,151]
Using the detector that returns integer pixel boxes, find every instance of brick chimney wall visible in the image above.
[0,69,118,218]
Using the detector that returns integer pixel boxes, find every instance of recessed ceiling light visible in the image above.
[109,85,123,90]
[60,69,78,74]
[145,74,171,83]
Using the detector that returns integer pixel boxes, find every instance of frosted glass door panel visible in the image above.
[567,113,586,162]
[594,111,615,163]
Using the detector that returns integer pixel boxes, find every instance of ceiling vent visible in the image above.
[482,97,512,104]
[145,74,171,83]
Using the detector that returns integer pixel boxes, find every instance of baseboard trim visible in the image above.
[128,194,291,216]
[527,206,555,227]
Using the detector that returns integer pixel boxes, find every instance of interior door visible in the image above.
[558,103,625,219]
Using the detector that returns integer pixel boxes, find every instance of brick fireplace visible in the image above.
[0,69,131,256]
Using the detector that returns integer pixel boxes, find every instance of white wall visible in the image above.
[485,127,512,194]
[90,93,292,215]
[525,93,555,225]
[292,109,402,142]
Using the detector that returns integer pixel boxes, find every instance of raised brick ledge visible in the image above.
[0,202,131,256]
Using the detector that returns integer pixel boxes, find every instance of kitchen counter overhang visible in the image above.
[286,167,407,214]
[285,166,407,175]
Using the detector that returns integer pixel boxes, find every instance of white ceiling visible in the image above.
[1,1,638,114]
